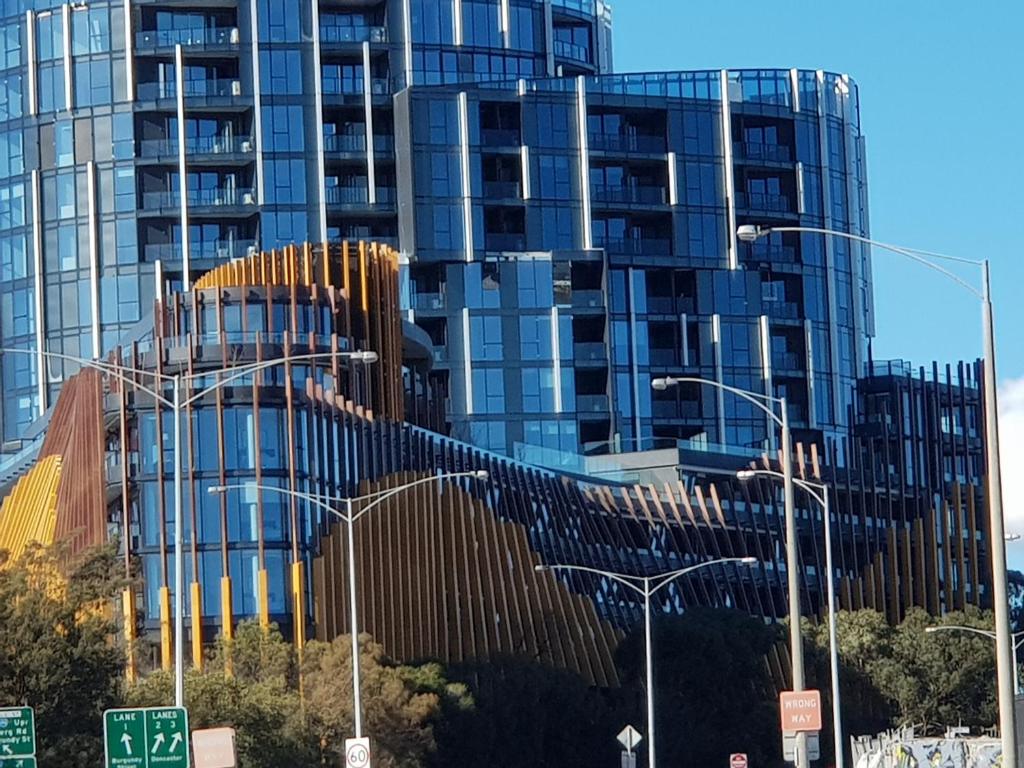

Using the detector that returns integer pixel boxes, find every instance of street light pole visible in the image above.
[171,377,185,707]
[739,470,842,768]
[652,375,807,768]
[536,557,758,768]
[212,470,489,742]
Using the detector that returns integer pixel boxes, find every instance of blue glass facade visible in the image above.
[397,68,872,463]
[0,0,611,445]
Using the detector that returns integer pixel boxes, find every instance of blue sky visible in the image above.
[614,2,1024,564]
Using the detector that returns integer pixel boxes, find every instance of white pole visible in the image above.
[781,398,807,768]
[172,376,185,708]
[982,260,1017,768]
[824,491,843,768]
[645,578,655,768]
[347,497,364,737]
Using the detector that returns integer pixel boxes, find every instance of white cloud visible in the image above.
[998,378,1024,571]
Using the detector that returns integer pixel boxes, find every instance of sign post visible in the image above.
[0,708,35,763]
[104,707,189,768]
[618,725,642,768]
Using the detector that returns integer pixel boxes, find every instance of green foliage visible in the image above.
[807,608,997,735]
[127,621,315,767]
[0,543,128,766]
[616,607,785,768]
[429,656,623,768]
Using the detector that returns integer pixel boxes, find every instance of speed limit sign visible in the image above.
[345,737,371,768]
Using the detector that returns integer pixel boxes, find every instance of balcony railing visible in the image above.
[324,133,366,153]
[573,342,607,363]
[322,77,390,96]
[771,352,803,371]
[136,27,239,48]
[596,237,672,256]
[413,292,446,311]
[588,133,666,154]
[484,233,526,251]
[483,180,522,199]
[137,78,241,100]
[142,187,256,209]
[576,394,610,414]
[765,301,800,320]
[480,128,521,147]
[645,296,696,315]
[733,142,793,163]
[320,25,387,44]
[144,240,258,262]
[571,290,604,309]
[743,245,798,264]
[736,191,792,213]
[591,185,667,205]
[324,186,397,205]
[553,39,591,63]
[139,135,254,158]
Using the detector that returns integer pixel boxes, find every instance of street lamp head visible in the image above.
[1006,533,1021,542]
[736,224,765,243]
[924,627,940,634]
[651,377,673,391]
[350,350,379,364]
[740,556,758,565]
[207,485,228,495]
[736,470,758,481]
[534,564,549,573]
[472,470,490,480]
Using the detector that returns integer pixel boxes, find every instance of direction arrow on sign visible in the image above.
[0,707,35,759]
[104,707,190,768]
[0,758,38,768]
[617,725,643,752]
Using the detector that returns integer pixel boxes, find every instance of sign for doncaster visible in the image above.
[779,690,822,733]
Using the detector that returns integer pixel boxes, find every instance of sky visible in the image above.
[613,1,1024,567]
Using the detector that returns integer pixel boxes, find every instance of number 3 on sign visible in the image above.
[345,737,371,768]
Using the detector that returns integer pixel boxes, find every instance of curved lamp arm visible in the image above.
[737,469,828,508]
[535,556,758,597]
[651,375,783,427]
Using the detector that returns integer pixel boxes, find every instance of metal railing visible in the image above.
[591,185,667,205]
[136,27,239,48]
[137,78,241,100]
[139,135,253,158]
[588,133,666,153]
[736,191,792,213]
[733,142,793,163]
[319,25,387,44]
[596,237,672,256]
[141,187,256,209]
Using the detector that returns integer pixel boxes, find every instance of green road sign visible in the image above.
[0,708,35,758]
[0,758,37,767]
[104,708,189,768]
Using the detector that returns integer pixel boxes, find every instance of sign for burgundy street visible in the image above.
[0,708,35,759]
[104,707,190,768]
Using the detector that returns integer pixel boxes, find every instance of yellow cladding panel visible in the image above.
[191,582,204,670]
[0,455,63,566]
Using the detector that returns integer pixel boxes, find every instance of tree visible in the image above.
[127,621,316,767]
[430,656,623,768]
[615,607,784,768]
[302,635,469,768]
[0,543,128,766]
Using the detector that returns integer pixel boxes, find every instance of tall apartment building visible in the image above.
[0,0,994,676]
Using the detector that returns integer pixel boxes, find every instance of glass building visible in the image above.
[0,0,996,680]
[0,0,612,445]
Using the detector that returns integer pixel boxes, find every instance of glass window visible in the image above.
[261,50,304,95]
[71,8,110,54]
[470,315,503,360]
[472,368,504,413]
[265,159,307,205]
[258,0,301,42]
[263,106,305,152]
[1,22,20,70]
[74,59,112,107]
[521,367,556,412]
[519,314,551,359]
[0,73,22,121]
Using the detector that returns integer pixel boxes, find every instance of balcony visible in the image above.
[591,185,667,206]
[733,142,793,164]
[484,233,526,252]
[483,180,522,199]
[480,128,522,148]
[743,245,798,265]
[576,394,610,414]
[137,78,242,101]
[136,27,239,50]
[570,290,605,309]
[138,135,253,160]
[589,133,666,154]
[735,191,793,214]
[645,296,695,315]
[553,39,591,64]
[144,240,258,262]
[413,292,446,311]
[573,342,608,363]
[324,186,397,206]
[771,351,803,372]
[652,400,700,419]
[320,25,387,44]
[597,237,672,256]
[141,187,256,212]
[322,77,390,97]
[765,302,801,320]
[648,348,682,367]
